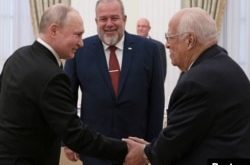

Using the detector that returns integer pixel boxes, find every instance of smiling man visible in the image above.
[64,0,165,165]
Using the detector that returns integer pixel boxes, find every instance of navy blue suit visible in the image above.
[65,32,165,165]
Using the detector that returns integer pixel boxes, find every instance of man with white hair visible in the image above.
[124,7,250,165]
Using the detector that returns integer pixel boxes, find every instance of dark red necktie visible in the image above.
[108,46,120,96]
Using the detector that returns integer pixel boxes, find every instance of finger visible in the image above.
[128,136,149,144]
[73,153,80,161]
[122,138,134,149]
[63,147,78,161]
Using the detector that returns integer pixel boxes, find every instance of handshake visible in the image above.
[64,136,151,165]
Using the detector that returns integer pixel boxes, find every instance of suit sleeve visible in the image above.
[146,43,165,140]
[39,73,127,161]
[64,57,79,105]
[145,80,214,164]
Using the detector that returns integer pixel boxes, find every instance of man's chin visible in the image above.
[66,53,75,59]
[103,36,118,45]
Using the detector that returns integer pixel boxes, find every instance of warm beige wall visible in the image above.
[71,0,139,37]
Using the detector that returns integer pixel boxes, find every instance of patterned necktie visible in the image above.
[108,46,120,96]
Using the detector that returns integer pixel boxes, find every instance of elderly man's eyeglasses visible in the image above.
[165,32,188,43]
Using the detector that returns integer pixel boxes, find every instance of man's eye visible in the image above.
[99,18,108,22]
[111,17,120,21]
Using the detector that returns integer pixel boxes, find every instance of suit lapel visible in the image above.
[93,39,115,97]
[119,33,134,96]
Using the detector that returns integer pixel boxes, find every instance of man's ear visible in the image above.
[123,15,127,23]
[48,23,58,37]
[186,33,196,49]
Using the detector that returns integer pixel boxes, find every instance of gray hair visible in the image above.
[177,7,218,44]
[95,0,125,16]
[39,4,75,33]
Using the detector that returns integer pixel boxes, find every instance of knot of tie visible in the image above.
[109,45,117,52]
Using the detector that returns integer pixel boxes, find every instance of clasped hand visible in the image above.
[122,136,150,165]
[63,137,150,165]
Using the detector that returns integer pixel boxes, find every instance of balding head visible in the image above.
[39,4,79,34]
[95,0,125,16]
[136,18,151,37]
[38,4,84,60]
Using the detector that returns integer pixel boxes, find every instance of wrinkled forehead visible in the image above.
[96,1,123,17]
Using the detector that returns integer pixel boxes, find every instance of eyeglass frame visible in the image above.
[165,32,190,43]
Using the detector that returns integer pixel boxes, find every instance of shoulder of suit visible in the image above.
[149,38,164,46]
[83,35,99,42]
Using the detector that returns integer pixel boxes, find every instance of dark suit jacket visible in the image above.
[0,41,127,165]
[145,45,250,165]
[149,38,167,80]
[64,32,165,164]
